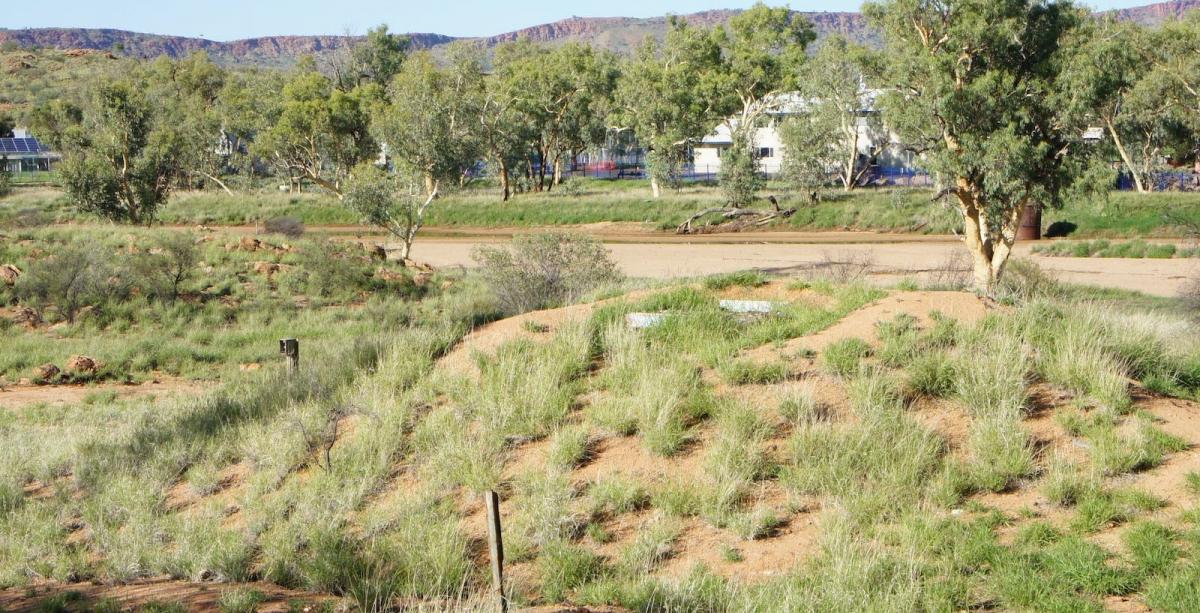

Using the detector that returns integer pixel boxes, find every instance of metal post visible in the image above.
[484,490,507,613]
[279,338,299,372]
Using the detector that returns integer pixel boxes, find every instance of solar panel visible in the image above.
[0,138,50,154]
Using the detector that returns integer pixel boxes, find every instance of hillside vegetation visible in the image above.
[4,225,1200,610]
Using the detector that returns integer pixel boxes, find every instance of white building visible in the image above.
[691,92,916,180]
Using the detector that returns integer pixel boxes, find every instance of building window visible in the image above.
[757,147,774,159]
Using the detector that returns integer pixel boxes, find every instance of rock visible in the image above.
[33,363,61,382]
[65,355,100,374]
[18,378,31,386]
[414,272,434,287]
[0,264,20,286]
[239,237,262,252]
[365,244,388,260]
[11,306,41,328]
[375,267,407,282]
[251,261,281,275]
[402,259,434,272]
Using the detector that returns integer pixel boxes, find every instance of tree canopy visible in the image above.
[865,0,1084,294]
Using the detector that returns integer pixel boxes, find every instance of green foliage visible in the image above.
[56,78,186,223]
[473,232,623,315]
[865,0,1083,293]
[342,163,434,260]
[1034,240,1199,259]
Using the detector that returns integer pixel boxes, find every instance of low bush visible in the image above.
[473,232,623,315]
[15,245,128,322]
[996,258,1061,303]
[820,337,872,377]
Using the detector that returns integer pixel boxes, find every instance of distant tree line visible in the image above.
[25,2,1200,294]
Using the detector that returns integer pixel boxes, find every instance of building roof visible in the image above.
[0,137,53,156]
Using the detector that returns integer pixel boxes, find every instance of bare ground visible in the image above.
[402,237,1196,298]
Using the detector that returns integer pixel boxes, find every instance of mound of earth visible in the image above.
[744,290,989,362]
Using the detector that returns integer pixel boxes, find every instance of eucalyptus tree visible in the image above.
[56,77,188,223]
[780,36,885,193]
[254,58,376,196]
[373,47,483,198]
[613,17,723,198]
[493,41,617,192]
[1149,12,1200,166]
[710,3,815,206]
[865,0,1083,295]
[1061,18,1186,193]
[147,52,236,193]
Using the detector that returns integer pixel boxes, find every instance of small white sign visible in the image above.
[719,300,774,314]
[626,313,667,329]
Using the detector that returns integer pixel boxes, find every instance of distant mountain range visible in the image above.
[1,0,1197,67]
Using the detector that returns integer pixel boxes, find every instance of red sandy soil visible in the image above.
[0,378,208,410]
[0,578,331,613]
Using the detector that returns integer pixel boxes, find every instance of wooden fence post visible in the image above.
[484,490,507,613]
[279,338,299,372]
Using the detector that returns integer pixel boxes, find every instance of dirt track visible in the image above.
[407,235,1198,297]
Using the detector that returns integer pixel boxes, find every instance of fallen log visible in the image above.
[676,206,797,234]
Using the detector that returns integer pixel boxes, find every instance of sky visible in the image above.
[3,0,1166,40]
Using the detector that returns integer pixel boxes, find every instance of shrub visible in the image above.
[265,216,305,238]
[15,245,126,321]
[295,240,375,298]
[133,232,200,301]
[997,258,1060,302]
[473,232,623,315]
[820,337,872,377]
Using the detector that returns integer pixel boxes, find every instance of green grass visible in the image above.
[4,228,1200,612]
[820,337,873,378]
[1034,239,1200,259]
[9,183,1200,238]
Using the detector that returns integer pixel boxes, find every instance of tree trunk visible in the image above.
[1106,118,1146,194]
[843,127,860,192]
[956,184,1028,297]
[499,159,511,202]
[553,156,563,187]
[424,172,436,199]
[650,176,662,199]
